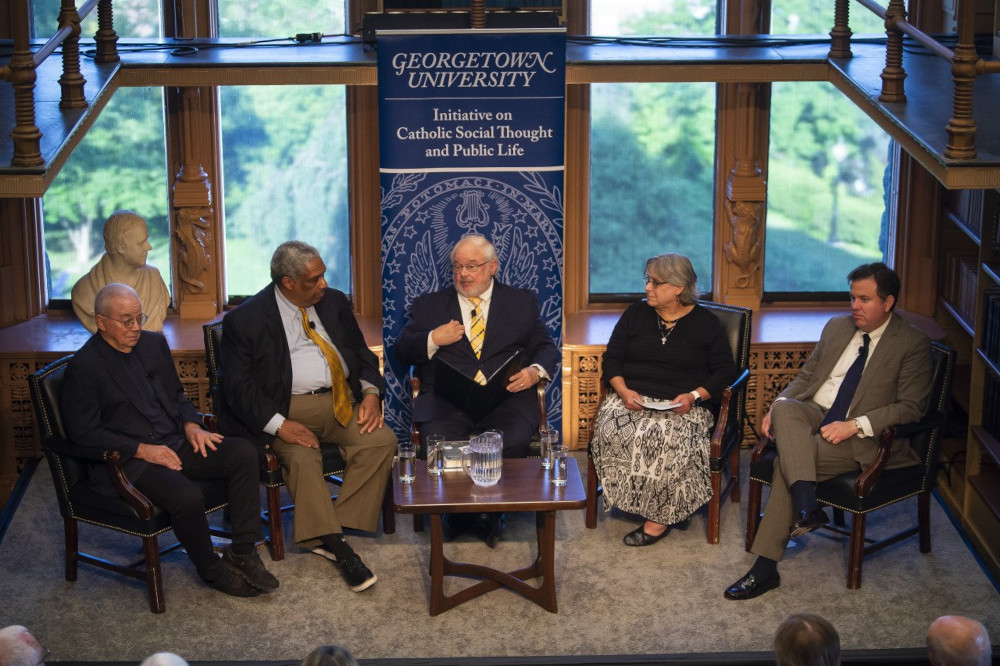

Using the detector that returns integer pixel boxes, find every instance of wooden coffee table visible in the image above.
[393,456,586,615]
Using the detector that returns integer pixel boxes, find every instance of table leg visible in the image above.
[426,511,559,615]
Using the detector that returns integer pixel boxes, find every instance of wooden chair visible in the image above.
[585,301,752,544]
[29,355,231,614]
[744,341,955,589]
[203,322,395,562]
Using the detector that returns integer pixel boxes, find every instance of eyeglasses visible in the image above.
[643,275,668,287]
[452,261,491,274]
[100,313,149,329]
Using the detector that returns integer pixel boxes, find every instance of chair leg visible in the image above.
[745,479,762,552]
[847,512,866,589]
[382,481,396,535]
[585,453,598,529]
[64,518,78,581]
[707,470,721,544]
[142,535,166,614]
[265,485,285,561]
[730,446,741,502]
[918,491,932,553]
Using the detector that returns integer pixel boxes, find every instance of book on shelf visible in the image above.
[983,289,1000,369]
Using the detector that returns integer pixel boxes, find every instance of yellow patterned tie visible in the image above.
[469,297,487,385]
[299,308,354,426]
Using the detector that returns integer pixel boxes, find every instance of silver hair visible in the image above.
[94,283,141,317]
[102,210,147,254]
[645,253,700,305]
[270,241,322,283]
[450,234,498,265]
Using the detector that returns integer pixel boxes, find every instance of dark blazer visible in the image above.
[217,285,385,449]
[60,331,200,490]
[394,281,560,422]
[780,313,933,467]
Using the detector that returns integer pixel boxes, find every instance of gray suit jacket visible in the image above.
[780,313,933,467]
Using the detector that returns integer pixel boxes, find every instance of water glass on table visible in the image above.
[398,441,416,483]
[539,427,557,469]
[426,434,445,476]
[549,442,567,486]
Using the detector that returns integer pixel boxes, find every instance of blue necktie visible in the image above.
[821,333,871,426]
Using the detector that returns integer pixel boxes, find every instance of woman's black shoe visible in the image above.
[622,524,670,546]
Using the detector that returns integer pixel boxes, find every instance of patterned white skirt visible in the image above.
[591,393,714,525]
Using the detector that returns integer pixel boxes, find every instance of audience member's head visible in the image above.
[927,615,992,666]
[774,613,841,666]
[138,653,189,666]
[0,625,45,666]
[300,644,359,666]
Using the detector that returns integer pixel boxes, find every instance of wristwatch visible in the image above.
[853,417,863,435]
[689,390,702,407]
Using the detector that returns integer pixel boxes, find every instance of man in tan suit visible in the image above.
[725,262,933,600]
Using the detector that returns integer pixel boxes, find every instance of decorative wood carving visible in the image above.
[175,207,214,293]
[724,198,763,289]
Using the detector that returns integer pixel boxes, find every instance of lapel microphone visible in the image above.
[309,321,316,329]
[470,308,477,317]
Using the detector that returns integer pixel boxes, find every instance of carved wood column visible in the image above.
[715,0,769,310]
[162,0,224,317]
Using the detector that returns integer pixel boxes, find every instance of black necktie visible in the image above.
[821,333,871,426]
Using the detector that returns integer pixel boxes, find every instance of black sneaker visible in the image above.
[206,560,264,597]
[336,553,378,592]
[223,546,279,591]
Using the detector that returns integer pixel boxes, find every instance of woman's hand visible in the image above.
[671,393,697,415]
[618,388,646,411]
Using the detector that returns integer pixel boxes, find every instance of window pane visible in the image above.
[771,0,885,35]
[32,0,161,39]
[42,87,170,301]
[765,81,891,293]
[218,0,345,37]
[589,81,716,296]
[220,85,350,298]
[590,0,717,36]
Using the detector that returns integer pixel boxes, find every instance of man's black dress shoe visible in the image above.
[723,572,780,600]
[473,512,505,548]
[790,507,829,537]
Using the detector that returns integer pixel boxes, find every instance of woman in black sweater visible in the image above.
[591,253,736,546]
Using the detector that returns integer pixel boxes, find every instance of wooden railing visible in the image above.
[831,0,1000,159]
[1,0,118,167]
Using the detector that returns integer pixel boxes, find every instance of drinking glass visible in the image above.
[539,427,557,469]
[550,442,567,486]
[426,434,445,476]
[398,441,416,483]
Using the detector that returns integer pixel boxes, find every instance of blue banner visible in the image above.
[378,29,566,441]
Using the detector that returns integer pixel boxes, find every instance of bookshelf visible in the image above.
[937,187,1000,581]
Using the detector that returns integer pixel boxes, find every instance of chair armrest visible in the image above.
[710,368,750,459]
[585,381,611,454]
[409,365,422,447]
[854,416,941,497]
[749,434,775,463]
[536,377,550,430]
[200,412,218,433]
[104,450,156,519]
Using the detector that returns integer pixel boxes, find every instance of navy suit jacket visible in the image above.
[394,281,560,423]
[60,331,200,491]
[217,285,385,449]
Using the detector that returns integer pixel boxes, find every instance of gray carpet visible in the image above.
[1,453,997,663]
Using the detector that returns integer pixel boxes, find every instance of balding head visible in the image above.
[139,652,189,666]
[927,615,992,666]
[0,625,44,666]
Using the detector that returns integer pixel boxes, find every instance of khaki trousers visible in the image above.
[272,393,396,548]
[750,398,859,562]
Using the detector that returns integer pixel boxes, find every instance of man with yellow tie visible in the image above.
[394,234,561,544]
[218,241,395,593]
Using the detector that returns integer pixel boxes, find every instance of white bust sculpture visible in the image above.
[71,210,170,333]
